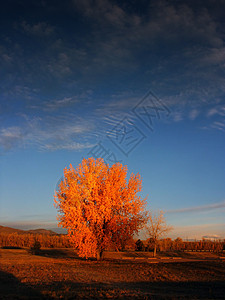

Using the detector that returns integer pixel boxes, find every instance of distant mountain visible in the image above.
[0,225,25,234]
[0,225,58,235]
[27,228,58,235]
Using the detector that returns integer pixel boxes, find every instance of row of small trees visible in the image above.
[135,238,225,253]
[0,233,70,248]
[1,231,224,253]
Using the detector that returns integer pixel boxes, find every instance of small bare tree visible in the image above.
[145,210,173,257]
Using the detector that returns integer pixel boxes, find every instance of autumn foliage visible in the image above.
[54,158,147,259]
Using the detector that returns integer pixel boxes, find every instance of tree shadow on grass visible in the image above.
[40,280,225,299]
[1,246,23,249]
[1,268,224,299]
[0,270,51,299]
[34,248,93,261]
[132,280,225,299]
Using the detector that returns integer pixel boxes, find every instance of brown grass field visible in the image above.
[0,248,225,299]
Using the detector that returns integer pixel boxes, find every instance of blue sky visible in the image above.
[0,0,225,239]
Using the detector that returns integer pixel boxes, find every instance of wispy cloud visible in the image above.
[0,126,24,150]
[30,96,79,111]
[173,111,183,122]
[208,108,219,117]
[166,200,225,214]
[211,121,225,132]
[0,114,95,153]
[189,109,200,120]
[45,97,75,110]
[42,142,94,151]
[1,0,225,152]
[207,105,225,117]
[2,0,225,110]
[201,104,225,132]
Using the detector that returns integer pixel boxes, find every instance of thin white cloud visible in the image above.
[208,107,219,116]
[211,121,225,132]
[0,126,24,150]
[29,119,95,151]
[189,109,200,120]
[203,104,225,132]
[40,97,78,111]
[0,114,95,153]
[207,105,225,117]
[42,142,95,151]
[173,111,183,122]
[166,200,225,214]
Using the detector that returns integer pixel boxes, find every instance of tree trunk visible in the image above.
[96,249,103,260]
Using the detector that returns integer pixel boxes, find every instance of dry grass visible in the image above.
[0,248,225,299]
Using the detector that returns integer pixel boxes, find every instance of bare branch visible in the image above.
[145,210,173,257]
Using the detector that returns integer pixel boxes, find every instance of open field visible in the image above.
[0,248,225,299]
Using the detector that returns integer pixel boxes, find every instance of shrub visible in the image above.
[30,240,41,255]
[135,239,145,251]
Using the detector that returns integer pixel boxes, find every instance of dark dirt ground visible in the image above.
[0,248,225,299]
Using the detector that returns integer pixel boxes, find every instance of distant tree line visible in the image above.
[135,237,225,253]
[0,232,71,248]
[1,231,224,253]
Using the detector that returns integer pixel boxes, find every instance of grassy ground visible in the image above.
[0,248,225,299]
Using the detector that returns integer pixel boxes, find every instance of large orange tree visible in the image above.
[54,157,147,259]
